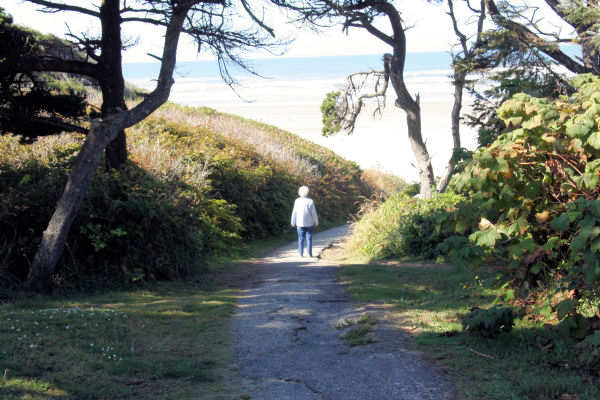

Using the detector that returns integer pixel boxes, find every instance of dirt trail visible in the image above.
[232,225,454,400]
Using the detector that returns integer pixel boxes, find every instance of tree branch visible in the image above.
[240,0,276,38]
[0,57,99,79]
[24,0,100,18]
[483,0,591,74]
[0,109,88,135]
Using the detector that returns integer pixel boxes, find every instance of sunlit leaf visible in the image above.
[566,121,591,138]
[469,229,501,247]
[586,131,600,149]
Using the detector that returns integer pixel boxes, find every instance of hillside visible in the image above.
[0,102,373,290]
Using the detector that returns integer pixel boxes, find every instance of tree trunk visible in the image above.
[484,0,591,75]
[105,129,127,169]
[100,0,128,170]
[24,3,187,291]
[437,71,465,192]
[387,52,435,198]
[404,102,435,198]
[23,122,115,291]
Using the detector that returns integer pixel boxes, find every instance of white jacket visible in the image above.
[291,197,319,227]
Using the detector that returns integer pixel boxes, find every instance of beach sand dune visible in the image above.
[133,63,479,182]
[217,99,478,182]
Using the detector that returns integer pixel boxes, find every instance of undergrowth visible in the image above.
[0,103,375,290]
[347,190,463,261]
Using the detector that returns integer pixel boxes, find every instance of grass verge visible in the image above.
[337,313,378,347]
[0,260,263,400]
[335,258,600,400]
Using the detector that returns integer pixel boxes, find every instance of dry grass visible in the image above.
[360,168,408,199]
[128,135,212,188]
[151,107,320,179]
[0,133,83,168]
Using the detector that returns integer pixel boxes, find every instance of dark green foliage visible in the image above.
[349,190,463,260]
[202,143,297,238]
[576,330,600,375]
[555,298,591,339]
[320,91,342,136]
[0,134,241,288]
[0,103,369,290]
[0,8,91,138]
[461,305,515,338]
[442,74,600,338]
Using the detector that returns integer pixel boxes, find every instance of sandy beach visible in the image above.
[133,64,479,182]
[215,99,478,183]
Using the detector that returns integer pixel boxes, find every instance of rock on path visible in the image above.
[233,225,454,400]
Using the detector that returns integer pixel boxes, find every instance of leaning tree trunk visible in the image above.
[437,70,465,192]
[23,4,188,291]
[404,101,435,198]
[23,122,117,291]
[386,52,435,198]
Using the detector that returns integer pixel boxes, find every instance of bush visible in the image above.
[359,168,408,199]
[461,305,515,338]
[576,330,600,375]
[0,133,241,288]
[1,103,371,290]
[348,190,464,260]
[442,74,600,337]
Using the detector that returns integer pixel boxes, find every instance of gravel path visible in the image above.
[232,225,454,400]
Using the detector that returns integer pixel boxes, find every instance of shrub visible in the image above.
[1,102,371,290]
[442,74,600,337]
[462,305,515,338]
[348,190,464,260]
[576,330,600,375]
[0,133,241,288]
[359,168,408,199]
[148,105,372,231]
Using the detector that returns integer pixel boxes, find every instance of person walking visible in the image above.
[291,186,319,257]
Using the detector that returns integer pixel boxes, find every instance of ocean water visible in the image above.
[123,52,453,80]
[123,52,477,181]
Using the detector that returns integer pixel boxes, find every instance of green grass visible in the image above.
[338,261,600,400]
[337,313,378,346]
[0,262,257,400]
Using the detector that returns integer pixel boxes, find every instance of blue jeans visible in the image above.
[297,226,314,256]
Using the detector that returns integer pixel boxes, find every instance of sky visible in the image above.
[1,0,469,62]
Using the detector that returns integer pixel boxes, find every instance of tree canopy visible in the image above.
[0,7,90,138]
[9,0,284,291]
